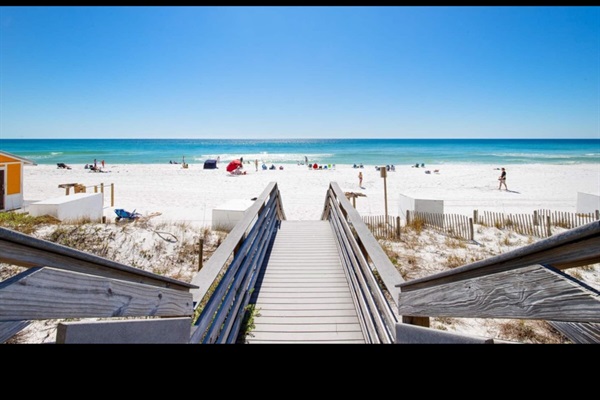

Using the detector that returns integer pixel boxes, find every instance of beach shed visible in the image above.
[0,150,37,211]
[204,159,218,169]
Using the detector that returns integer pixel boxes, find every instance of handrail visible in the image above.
[189,182,285,343]
[321,182,404,343]
[0,226,196,343]
[0,226,196,291]
[398,220,600,292]
[395,219,600,337]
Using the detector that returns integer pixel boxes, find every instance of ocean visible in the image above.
[1,138,599,166]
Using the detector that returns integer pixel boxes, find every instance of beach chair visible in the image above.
[114,208,142,222]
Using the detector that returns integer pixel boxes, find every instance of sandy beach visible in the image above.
[8,161,599,344]
[22,162,600,225]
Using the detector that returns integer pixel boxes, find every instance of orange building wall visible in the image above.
[7,164,21,195]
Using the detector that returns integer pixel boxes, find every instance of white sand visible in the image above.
[14,161,600,343]
[22,162,600,225]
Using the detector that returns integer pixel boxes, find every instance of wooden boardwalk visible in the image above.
[246,220,366,343]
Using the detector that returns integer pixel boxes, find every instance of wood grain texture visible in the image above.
[0,267,193,320]
[0,226,195,291]
[0,320,30,343]
[548,321,600,344]
[397,264,600,321]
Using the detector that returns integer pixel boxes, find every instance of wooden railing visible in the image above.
[188,182,286,344]
[394,220,600,343]
[322,182,407,343]
[0,226,197,344]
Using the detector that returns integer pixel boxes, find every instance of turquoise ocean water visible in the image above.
[1,138,599,166]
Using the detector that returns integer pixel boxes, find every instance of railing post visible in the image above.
[100,183,104,194]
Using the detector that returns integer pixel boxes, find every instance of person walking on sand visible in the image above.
[498,167,507,190]
[358,171,363,188]
[255,159,258,171]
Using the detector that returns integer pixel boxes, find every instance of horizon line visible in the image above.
[2,137,599,140]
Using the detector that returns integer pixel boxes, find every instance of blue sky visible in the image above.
[1,6,599,139]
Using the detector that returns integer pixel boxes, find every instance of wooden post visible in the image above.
[469,217,474,241]
[352,196,356,208]
[473,210,478,224]
[546,215,552,237]
[111,183,114,207]
[94,185,98,193]
[100,183,104,194]
[533,210,538,225]
[596,210,599,220]
[406,210,410,226]
[66,187,70,195]
[396,216,401,239]
[382,168,388,221]
[198,238,204,271]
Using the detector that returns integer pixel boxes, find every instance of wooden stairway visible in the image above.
[246,220,365,343]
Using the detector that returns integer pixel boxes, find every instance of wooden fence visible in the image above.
[475,209,600,239]
[363,209,600,242]
[407,211,473,241]
[537,209,600,229]
[477,210,552,238]
[362,215,401,240]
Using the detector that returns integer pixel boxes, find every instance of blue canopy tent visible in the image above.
[204,159,218,169]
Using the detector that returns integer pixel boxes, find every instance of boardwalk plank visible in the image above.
[247,220,365,343]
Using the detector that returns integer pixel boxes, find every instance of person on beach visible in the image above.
[498,167,507,190]
[255,159,258,171]
[358,171,363,187]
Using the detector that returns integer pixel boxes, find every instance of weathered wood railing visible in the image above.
[322,182,407,343]
[188,181,286,343]
[0,226,197,344]
[395,220,600,343]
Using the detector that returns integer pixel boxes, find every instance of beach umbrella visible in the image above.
[226,159,242,172]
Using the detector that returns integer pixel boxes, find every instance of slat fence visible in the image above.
[407,211,473,241]
[475,209,599,238]
[361,215,401,240]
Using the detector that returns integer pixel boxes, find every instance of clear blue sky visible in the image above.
[1,6,599,139]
